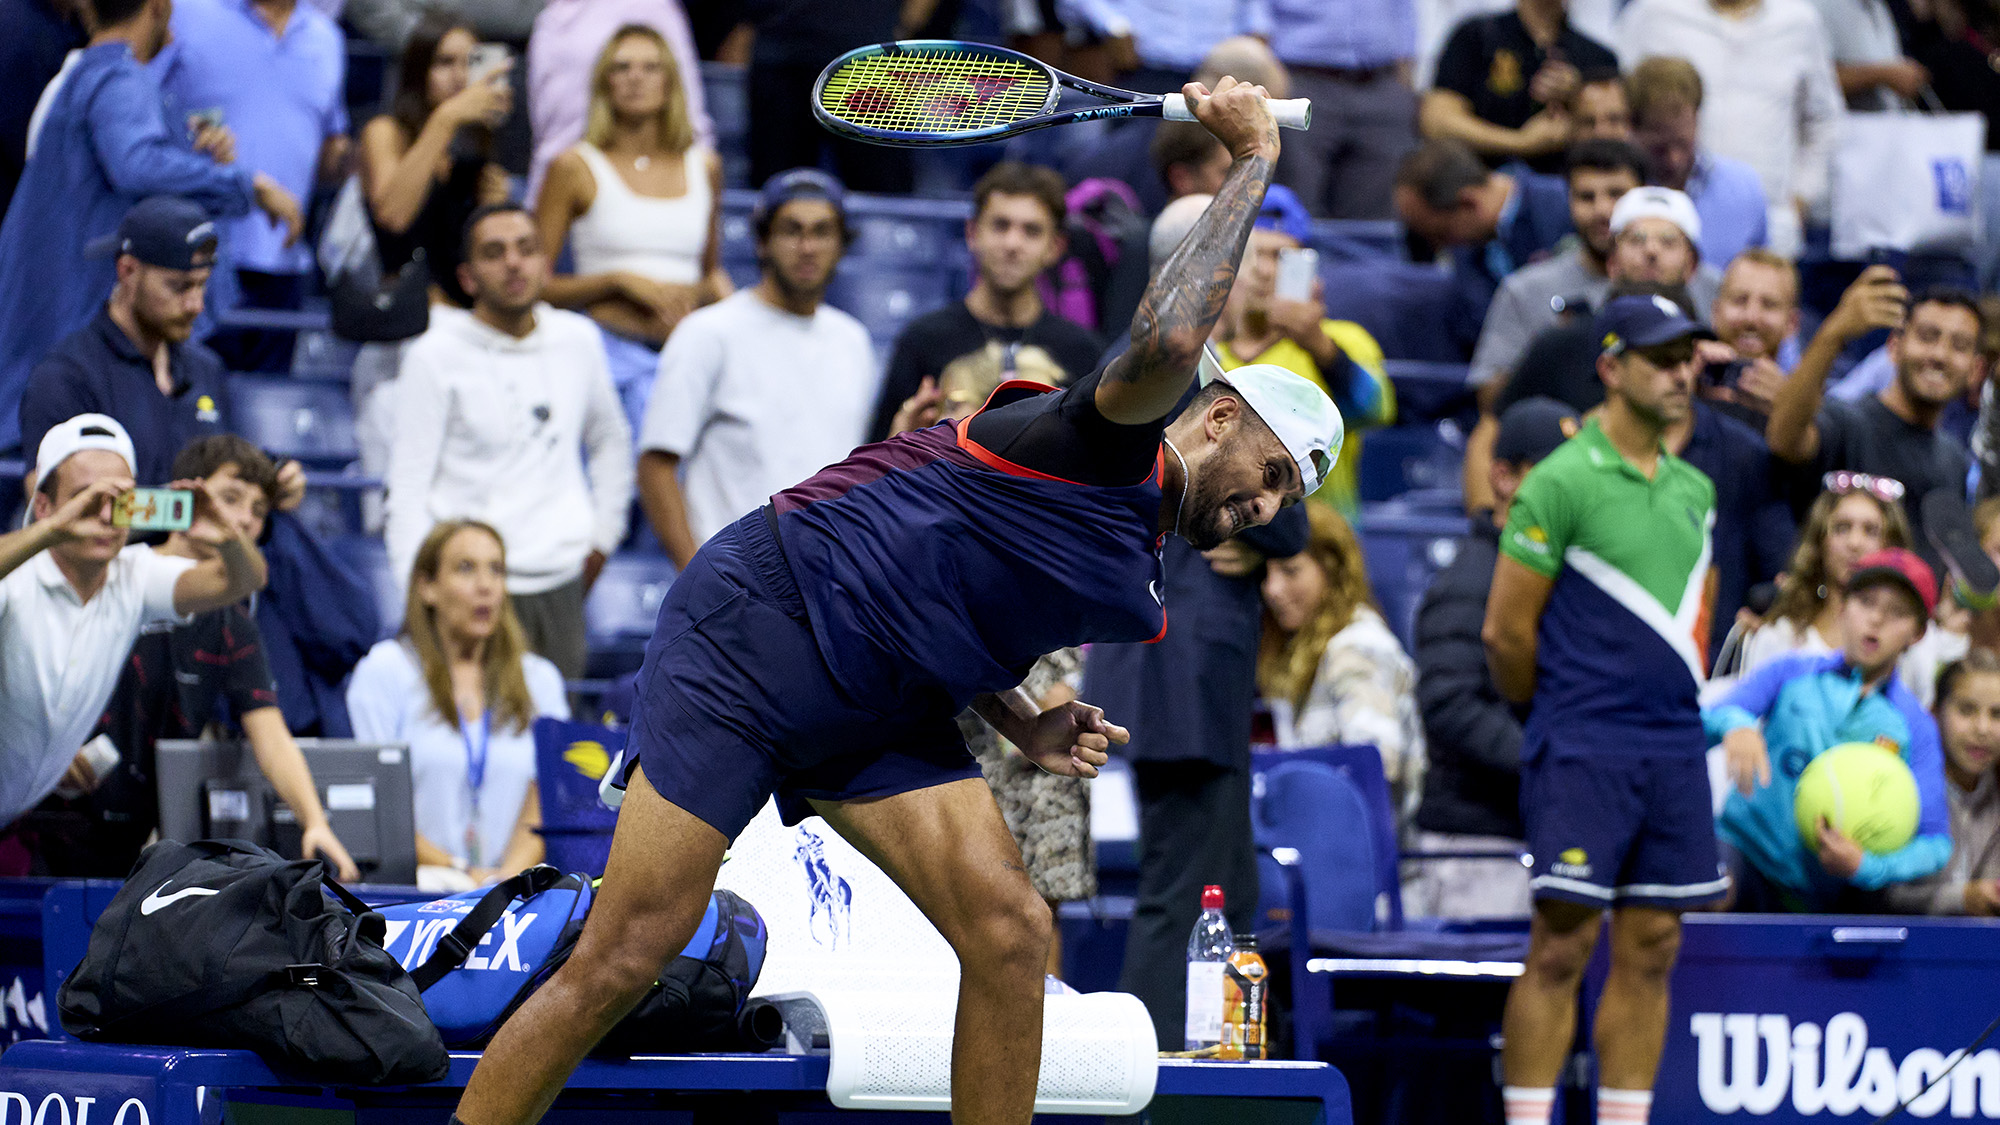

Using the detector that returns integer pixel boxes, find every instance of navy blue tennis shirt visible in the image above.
[17,308,231,484]
[770,374,1171,716]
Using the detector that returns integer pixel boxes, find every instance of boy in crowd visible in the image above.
[1706,548,1952,910]
[34,435,358,881]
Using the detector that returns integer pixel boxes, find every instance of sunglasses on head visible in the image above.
[1822,471,1906,503]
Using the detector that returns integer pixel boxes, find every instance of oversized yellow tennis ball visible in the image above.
[1795,742,1920,854]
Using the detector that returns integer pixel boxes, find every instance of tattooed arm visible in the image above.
[1096,76,1281,425]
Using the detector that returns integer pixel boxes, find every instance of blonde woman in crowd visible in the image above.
[348,521,569,888]
[1725,474,1966,706]
[536,23,730,430]
[1258,503,1426,815]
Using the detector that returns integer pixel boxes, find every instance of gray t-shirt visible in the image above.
[1809,0,1905,110]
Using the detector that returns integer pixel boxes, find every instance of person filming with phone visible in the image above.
[0,414,268,876]
[33,435,360,882]
[1210,182,1393,515]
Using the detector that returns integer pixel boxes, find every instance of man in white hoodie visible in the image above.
[385,202,635,679]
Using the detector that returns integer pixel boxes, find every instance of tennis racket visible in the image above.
[813,40,1312,148]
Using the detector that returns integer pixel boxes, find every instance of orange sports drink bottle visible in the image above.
[1218,933,1267,1060]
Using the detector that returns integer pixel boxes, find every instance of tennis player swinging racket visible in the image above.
[451,77,1338,1125]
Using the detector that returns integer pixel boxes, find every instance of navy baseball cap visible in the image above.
[1596,293,1714,356]
[86,195,217,269]
[1255,184,1313,245]
[1494,396,1580,463]
[754,168,847,227]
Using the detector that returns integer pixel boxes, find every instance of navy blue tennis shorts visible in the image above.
[626,508,981,840]
[1522,750,1729,910]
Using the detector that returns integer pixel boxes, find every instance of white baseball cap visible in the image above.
[1610,185,1702,248]
[34,413,136,493]
[1198,350,1344,497]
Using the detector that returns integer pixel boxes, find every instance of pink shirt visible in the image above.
[525,0,712,206]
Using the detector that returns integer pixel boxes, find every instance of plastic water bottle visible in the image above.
[1184,884,1235,1051]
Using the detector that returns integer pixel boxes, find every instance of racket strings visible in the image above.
[819,49,1053,134]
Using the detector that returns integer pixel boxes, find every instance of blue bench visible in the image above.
[0,1040,1354,1125]
[0,880,1355,1124]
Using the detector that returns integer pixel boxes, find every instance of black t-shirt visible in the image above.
[35,604,280,877]
[1496,319,1604,415]
[963,365,1166,486]
[1815,396,1973,570]
[1433,12,1619,171]
[871,301,1107,442]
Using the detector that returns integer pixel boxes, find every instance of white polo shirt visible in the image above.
[0,545,194,826]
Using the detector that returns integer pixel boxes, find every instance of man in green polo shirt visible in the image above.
[1482,294,1725,1125]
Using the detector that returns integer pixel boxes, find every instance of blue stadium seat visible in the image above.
[1355,508,1469,652]
[532,717,623,875]
[1308,219,1405,263]
[700,62,750,189]
[826,261,960,345]
[584,553,677,679]
[326,535,400,640]
[1382,360,1473,423]
[846,199,967,262]
[1254,745,1406,931]
[228,376,359,468]
[1254,757,1379,933]
[1255,742,1532,1066]
[1356,420,1466,503]
[1319,260,1462,363]
[718,187,760,285]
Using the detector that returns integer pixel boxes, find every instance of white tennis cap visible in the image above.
[1610,185,1702,247]
[1198,352,1344,497]
[35,413,136,493]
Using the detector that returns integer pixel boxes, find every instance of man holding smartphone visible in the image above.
[34,434,360,883]
[1209,183,1393,514]
[0,414,268,875]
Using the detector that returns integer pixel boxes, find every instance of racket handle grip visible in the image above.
[1161,93,1312,131]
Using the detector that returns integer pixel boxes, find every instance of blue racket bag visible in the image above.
[379,866,773,1049]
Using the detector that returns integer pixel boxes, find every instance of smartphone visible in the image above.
[468,42,511,86]
[188,107,225,134]
[112,488,194,532]
[1274,247,1319,301]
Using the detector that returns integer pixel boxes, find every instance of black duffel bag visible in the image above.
[58,839,449,1084]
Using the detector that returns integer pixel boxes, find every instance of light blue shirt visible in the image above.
[1686,150,1769,269]
[1056,0,1259,71]
[347,639,571,869]
[154,0,347,274]
[0,41,252,456]
[1705,651,1951,898]
[1251,0,1415,68]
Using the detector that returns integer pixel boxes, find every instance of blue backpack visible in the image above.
[378,866,772,1049]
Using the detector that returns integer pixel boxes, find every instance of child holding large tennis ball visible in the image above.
[1703,548,1951,911]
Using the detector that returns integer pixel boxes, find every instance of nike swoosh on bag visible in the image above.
[139,884,221,915]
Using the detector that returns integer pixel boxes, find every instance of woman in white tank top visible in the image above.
[535,25,731,430]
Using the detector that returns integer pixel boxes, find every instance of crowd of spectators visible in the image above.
[10,0,2000,1070]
